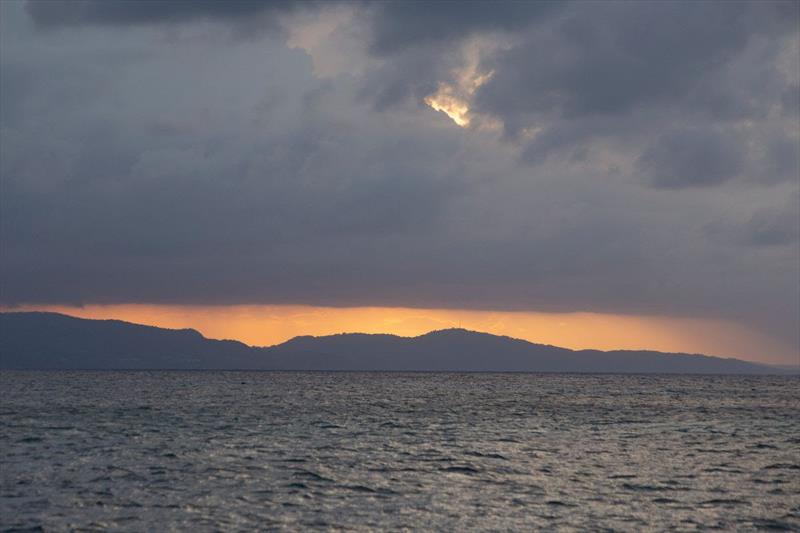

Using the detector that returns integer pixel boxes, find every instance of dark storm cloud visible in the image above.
[358,46,443,110]
[2,1,799,356]
[26,0,559,36]
[745,193,800,247]
[469,0,798,187]
[26,0,298,28]
[350,1,799,193]
[476,1,790,120]
[365,0,560,55]
[638,127,745,189]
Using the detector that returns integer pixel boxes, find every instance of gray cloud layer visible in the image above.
[3,1,799,357]
[26,0,299,28]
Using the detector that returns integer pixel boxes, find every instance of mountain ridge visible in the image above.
[0,312,791,374]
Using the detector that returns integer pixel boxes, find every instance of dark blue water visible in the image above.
[1,372,798,531]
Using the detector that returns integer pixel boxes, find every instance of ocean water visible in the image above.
[1,372,798,531]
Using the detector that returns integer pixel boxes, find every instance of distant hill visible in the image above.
[0,312,255,370]
[0,312,787,374]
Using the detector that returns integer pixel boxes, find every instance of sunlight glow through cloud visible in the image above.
[424,41,495,127]
[425,83,473,126]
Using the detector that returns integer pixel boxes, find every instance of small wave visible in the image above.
[703,467,745,473]
[622,483,668,492]
[700,498,749,506]
[464,451,507,460]
[293,470,334,483]
[440,465,480,474]
[546,500,577,507]
[344,485,397,495]
[652,497,680,504]
[763,463,800,470]
[750,519,794,531]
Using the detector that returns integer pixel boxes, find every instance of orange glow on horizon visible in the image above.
[4,304,795,365]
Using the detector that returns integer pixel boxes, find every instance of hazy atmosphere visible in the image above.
[1,0,798,364]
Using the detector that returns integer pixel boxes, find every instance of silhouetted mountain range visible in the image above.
[0,312,788,373]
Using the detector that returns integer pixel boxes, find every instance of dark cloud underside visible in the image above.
[26,0,297,27]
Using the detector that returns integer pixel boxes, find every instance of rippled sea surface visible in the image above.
[1,372,798,531]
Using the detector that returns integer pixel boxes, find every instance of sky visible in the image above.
[1,0,798,364]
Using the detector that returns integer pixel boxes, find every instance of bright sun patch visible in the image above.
[424,42,494,127]
[425,84,472,126]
